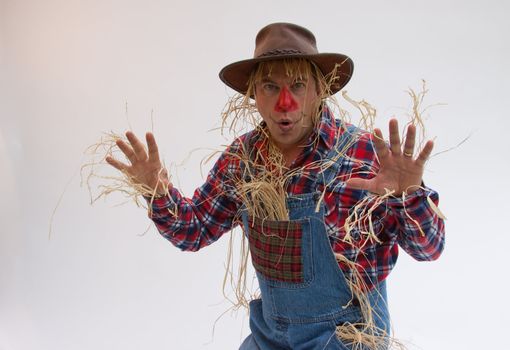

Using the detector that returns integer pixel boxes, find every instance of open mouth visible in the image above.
[276,119,294,132]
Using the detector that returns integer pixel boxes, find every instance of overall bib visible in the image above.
[239,128,391,350]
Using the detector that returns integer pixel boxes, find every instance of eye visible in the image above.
[291,81,306,94]
[262,83,279,94]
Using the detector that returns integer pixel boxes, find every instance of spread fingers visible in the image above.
[105,156,128,171]
[389,119,401,155]
[146,132,160,162]
[372,128,389,160]
[116,138,137,164]
[416,140,434,166]
[403,124,416,158]
[126,131,148,161]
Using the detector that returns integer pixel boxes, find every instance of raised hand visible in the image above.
[105,131,170,196]
[346,119,433,196]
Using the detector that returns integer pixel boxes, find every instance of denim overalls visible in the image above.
[239,126,390,350]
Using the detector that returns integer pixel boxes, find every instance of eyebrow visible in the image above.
[259,76,309,84]
[260,77,275,84]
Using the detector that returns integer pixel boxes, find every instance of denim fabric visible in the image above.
[240,127,390,350]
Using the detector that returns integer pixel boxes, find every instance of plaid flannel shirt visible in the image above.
[149,108,445,287]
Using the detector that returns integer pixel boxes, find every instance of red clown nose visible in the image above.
[274,87,299,113]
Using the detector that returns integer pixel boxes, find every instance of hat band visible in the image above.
[258,49,305,58]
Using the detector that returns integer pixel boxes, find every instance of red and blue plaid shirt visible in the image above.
[149,108,445,288]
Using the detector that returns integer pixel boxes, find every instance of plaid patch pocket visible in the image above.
[247,217,312,285]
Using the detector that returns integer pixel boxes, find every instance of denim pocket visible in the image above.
[247,216,313,288]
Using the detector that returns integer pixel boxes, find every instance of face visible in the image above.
[253,61,320,155]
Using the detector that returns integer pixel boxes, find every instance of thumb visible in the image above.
[345,177,371,191]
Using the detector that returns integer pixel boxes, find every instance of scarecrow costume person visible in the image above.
[106,23,445,350]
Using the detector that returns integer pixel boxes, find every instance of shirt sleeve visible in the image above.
[384,187,445,261]
[147,140,242,252]
[346,130,445,262]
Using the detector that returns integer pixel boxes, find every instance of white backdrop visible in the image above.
[1,0,509,349]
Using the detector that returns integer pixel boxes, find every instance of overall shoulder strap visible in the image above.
[319,122,360,186]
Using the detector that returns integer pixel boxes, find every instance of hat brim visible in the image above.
[219,53,354,96]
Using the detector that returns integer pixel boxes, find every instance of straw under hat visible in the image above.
[219,22,354,96]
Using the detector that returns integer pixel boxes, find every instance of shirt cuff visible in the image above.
[385,185,441,229]
[386,187,430,210]
[144,185,181,218]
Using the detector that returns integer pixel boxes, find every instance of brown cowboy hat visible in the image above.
[219,22,354,96]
